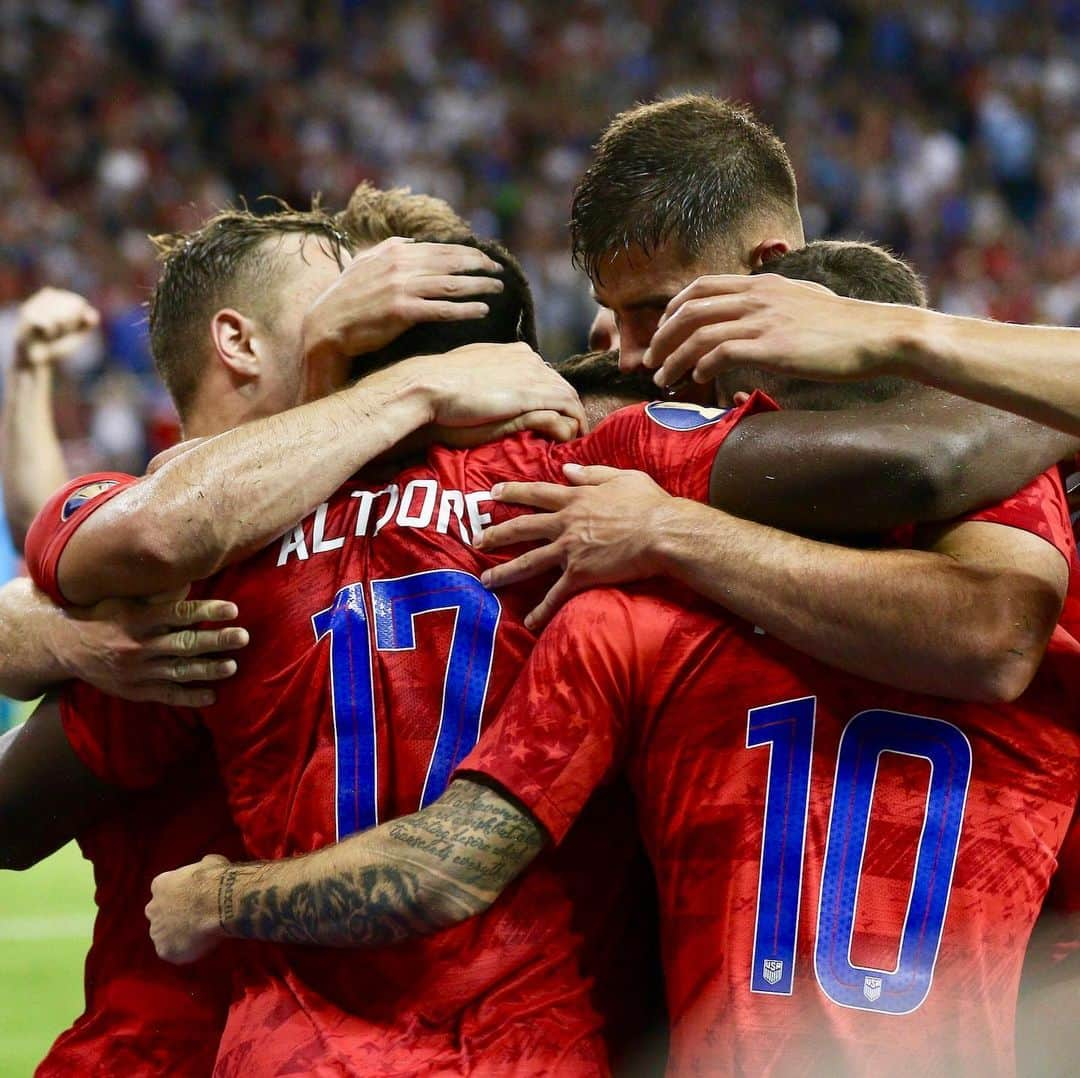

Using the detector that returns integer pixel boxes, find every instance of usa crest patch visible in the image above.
[62,481,119,521]
[644,401,730,431]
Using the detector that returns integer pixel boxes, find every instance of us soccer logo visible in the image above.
[762,960,784,986]
[863,977,883,1003]
[644,401,730,431]
[61,480,119,521]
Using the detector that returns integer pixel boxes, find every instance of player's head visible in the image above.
[554,350,656,427]
[337,181,471,248]
[149,203,352,435]
[359,235,537,374]
[714,239,928,410]
[572,94,803,368]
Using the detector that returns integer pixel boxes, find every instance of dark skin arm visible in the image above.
[711,388,1077,535]
[0,697,120,869]
[146,778,545,963]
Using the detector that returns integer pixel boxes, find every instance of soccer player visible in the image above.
[641,267,1080,438]
[153,579,1078,1076]
[1,200,575,1075]
[141,237,1077,1074]
[20,188,1074,1076]
[572,95,1076,535]
[22,226,782,1076]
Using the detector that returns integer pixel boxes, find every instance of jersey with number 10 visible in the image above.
[47,398,767,1075]
[461,471,1080,1077]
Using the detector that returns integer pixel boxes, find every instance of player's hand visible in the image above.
[14,287,100,370]
[147,854,230,964]
[407,341,588,438]
[145,437,210,475]
[302,237,505,396]
[52,589,249,707]
[430,410,580,448]
[476,464,673,629]
[640,273,896,388]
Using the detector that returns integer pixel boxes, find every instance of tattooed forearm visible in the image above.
[216,780,545,948]
[386,779,544,891]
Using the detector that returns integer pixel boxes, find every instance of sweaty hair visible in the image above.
[360,236,538,374]
[571,94,801,283]
[337,181,471,246]
[758,240,927,308]
[148,202,351,418]
[554,350,656,401]
[741,240,927,409]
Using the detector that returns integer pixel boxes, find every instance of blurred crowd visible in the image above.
[0,0,1076,473]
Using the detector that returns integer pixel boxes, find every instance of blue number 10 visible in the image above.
[748,698,972,1014]
[313,570,501,839]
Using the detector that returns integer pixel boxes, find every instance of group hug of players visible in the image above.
[0,93,1077,1077]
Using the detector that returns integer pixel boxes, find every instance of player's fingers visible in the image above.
[490,481,574,510]
[404,299,491,324]
[562,463,625,486]
[476,512,562,551]
[119,683,217,708]
[690,336,768,384]
[653,323,753,388]
[412,274,504,300]
[135,599,241,636]
[524,573,582,632]
[480,544,564,590]
[408,242,503,274]
[146,438,210,475]
[513,411,579,442]
[643,296,749,372]
[659,274,753,327]
[143,626,250,658]
[143,657,239,684]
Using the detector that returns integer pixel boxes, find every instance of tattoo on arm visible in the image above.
[219,780,545,948]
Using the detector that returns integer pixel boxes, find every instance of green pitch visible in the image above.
[0,841,94,1076]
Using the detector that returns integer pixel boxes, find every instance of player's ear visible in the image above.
[210,308,261,380]
[748,238,791,270]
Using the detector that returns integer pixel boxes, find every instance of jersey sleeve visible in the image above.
[25,472,138,606]
[959,469,1076,564]
[60,679,202,791]
[551,391,779,503]
[455,587,671,844]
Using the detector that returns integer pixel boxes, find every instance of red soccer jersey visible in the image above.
[460,474,1080,1077]
[28,397,768,1076]
[24,476,244,1077]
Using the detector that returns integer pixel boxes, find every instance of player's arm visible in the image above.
[53,343,584,606]
[710,390,1075,535]
[645,272,1080,438]
[1,288,94,548]
[0,575,246,706]
[0,696,121,869]
[146,778,544,963]
[147,590,644,964]
[480,466,1067,702]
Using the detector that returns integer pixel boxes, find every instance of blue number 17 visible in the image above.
[312,570,501,839]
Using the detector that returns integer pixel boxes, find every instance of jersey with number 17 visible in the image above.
[37,397,768,1074]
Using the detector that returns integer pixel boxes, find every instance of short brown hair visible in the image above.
[336,181,471,246]
[554,350,655,401]
[148,203,351,417]
[741,241,927,408]
[758,240,927,307]
[362,236,537,373]
[571,94,800,282]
